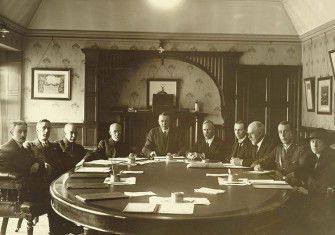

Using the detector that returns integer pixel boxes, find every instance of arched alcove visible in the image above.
[82,49,242,145]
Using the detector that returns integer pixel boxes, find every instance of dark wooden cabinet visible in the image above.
[98,111,206,152]
[235,65,302,141]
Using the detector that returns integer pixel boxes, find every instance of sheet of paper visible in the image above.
[206,173,228,177]
[149,196,209,205]
[249,180,287,185]
[124,191,156,197]
[136,160,157,165]
[120,170,144,174]
[194,187,225,195]
[184,197,210,205]
[154,156,167,159]
[218,177,250,186]
[252,184,293,189]
[75,167,111,173]
[75,192,128,202]
[247,170,274,174]
[104,177,136,185]
[221,163,251,169]
[123,203,156,213]
[158,203,194,214]
[83,159,111,166]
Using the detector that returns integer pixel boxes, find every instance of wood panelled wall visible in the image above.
[83,49,242,149]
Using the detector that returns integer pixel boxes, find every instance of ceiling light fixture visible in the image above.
[148,0,183,10]
[0,24,9,38]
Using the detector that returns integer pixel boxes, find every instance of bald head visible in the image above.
[247,121,265,145]
[64,123,77,143]
[109,123,122,142]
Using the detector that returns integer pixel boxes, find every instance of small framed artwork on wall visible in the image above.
[328,49,335,78]
[31,68,71,100]
[304,77,315,112]
[317,76,332,114]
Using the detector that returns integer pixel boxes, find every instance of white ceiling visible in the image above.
[0,0,334,36]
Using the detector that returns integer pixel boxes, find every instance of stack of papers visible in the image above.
[83,160,112,167]
[123,203,157,213]
[75,167,111,173]
[187,162,225,169]
[252,184,293,189]
[194,187,225,195]
[124,191,156,197]
[66,183,109,189]
[149,196,210,205]
[221,163,251,169]
[104,177,136,185]
[136,160,157,165]
[249,179,287,185]
[218,177,250,186]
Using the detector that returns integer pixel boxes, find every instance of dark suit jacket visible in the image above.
[250,135,276,167]
[29,139,67,180]
[96,138,130,159]
[57,138,88,169]
[306,147,335,195]
[230,137,253,166]
[189,136,225,161]
[0,138,36,177]
[142,127,185,157]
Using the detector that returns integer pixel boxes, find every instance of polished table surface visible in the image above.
[50,160,290,234]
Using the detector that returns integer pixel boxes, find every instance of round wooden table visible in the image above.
[50,161,290,234]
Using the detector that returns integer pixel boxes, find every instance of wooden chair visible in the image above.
[0,171,48,235]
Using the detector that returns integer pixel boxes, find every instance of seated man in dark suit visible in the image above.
[229,120,253,166]
[142,112,185,158]
[186,120,225,161]
[95,122,130,159]
[247,121,276,167]
[57,123,88,169]
[0,120,45,201]
[254,121,311,182]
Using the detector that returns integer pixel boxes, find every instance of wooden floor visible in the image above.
[0,215,50,235]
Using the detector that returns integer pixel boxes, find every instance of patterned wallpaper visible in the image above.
[22,37,301,124]
[301,29,335,130]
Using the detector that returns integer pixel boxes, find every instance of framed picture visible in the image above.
[304,77,315,112]
[329,49,335,78]
[317,76,332,114]
[147,79,180,107]
[31,68,71,100]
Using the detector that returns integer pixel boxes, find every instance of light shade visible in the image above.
[148,0,183,10]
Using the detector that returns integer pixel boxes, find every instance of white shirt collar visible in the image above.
[283,143,292,151]
[238,136,247,144]
[256,137,264,151]
[206,136,215,146]
[161,128,169,134]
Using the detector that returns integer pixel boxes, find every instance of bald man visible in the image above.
[247,121,276,167]
[94,123,131,159]
[57,123,88,170]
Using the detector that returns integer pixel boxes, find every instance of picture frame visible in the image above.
[31,68,71,100]
[328,49,335,78]
[147,79,180,107]
[317,76,332,114]
[304,77,315,112]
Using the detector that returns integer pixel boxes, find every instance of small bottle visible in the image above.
[227,168,233,182]
[194,100,199,112]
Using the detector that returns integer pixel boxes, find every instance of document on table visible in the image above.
[83,160,111,167]
[123,203,157,213]
[158,203,194,214]
[247,170,274,174]
[194,187,225,195]
[221,163,251,169]
[104,177,136,185]
[75,167,111,173]
[124,191,156,197]
[249,179,288,185]
[218,177,251,186]
[120,170,144,174]
[66,183,109,189]
[75,192,129,202]
[136,160,157,165]
[252,184,293,189]
[187,162,225,169]
[206,173,228,177]
[149,196,210,205]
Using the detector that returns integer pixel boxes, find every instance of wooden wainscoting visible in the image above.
[26,122,97,148]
